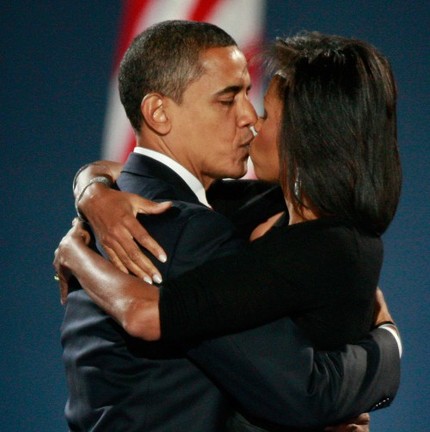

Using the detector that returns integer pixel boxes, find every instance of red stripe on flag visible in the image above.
[113,0,151,70]
[121,130,138,162]
[189,0,223,21]
[243,42,262,83]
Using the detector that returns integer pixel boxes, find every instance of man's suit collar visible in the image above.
[122,152,204,205]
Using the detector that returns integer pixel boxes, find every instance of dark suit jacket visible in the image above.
[61,153,400,431]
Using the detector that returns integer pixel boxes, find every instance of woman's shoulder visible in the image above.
[255,216,383,267]
[274,216,381,243]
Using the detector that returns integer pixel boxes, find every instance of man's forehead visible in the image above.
[200,46,249,76]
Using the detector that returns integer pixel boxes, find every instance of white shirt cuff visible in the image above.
[379,324,403,358]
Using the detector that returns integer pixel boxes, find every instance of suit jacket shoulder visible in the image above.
[136,202,244,280]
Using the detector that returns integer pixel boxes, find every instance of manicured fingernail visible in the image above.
[158,253,167,263]
[153,274,163,284]
[144,276,153,285]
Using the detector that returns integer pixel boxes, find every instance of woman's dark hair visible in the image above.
[266,31,401,235]
[119,20,237,132]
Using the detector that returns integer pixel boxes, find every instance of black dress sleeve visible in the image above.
[207,179,286,239]
[159,219,380,349]
[159,221,317,341]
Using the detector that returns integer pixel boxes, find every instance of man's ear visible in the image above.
[141,93,171,135]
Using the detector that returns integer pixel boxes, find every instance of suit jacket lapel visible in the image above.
[119,152,203,205]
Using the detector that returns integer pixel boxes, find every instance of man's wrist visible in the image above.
[75,176,113,221]
[373,320,395,328]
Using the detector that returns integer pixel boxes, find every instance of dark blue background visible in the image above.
[1,1,429,430]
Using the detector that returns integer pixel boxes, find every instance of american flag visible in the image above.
[101,0,266,171]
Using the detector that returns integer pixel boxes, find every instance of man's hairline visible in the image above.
[178,44,251,103]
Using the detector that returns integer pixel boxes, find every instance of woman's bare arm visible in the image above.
[73,161,171,283]
[54,220,161,340]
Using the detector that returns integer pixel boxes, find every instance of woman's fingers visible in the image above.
[125,215,168,264]
[53,222,92,304]
[53,245,73,305]
[99,220,164,283]
[132,198,171,262]
[134,198,172,215]
[84,189,170,277]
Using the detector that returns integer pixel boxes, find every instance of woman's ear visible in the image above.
[141,93,171,135]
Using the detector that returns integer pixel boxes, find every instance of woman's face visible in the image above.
[249,79,282,183]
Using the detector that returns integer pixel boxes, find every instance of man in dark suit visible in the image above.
[59,20,400,431]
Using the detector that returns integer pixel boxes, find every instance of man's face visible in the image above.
[250,78,282,183]
[167,46,257,188]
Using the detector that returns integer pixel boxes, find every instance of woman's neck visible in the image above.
[286,199,319,225]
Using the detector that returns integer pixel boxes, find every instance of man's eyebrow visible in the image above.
[215,84,252,96]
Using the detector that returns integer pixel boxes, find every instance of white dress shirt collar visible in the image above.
[133,147,210,207]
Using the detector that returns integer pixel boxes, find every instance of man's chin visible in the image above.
[212,161,249,181]
[229,167,248,180]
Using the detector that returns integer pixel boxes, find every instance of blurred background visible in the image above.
[1,1,429,430]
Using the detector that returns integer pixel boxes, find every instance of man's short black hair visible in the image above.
[119,20,237,131]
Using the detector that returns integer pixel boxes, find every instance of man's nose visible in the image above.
[238,98,258,127]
